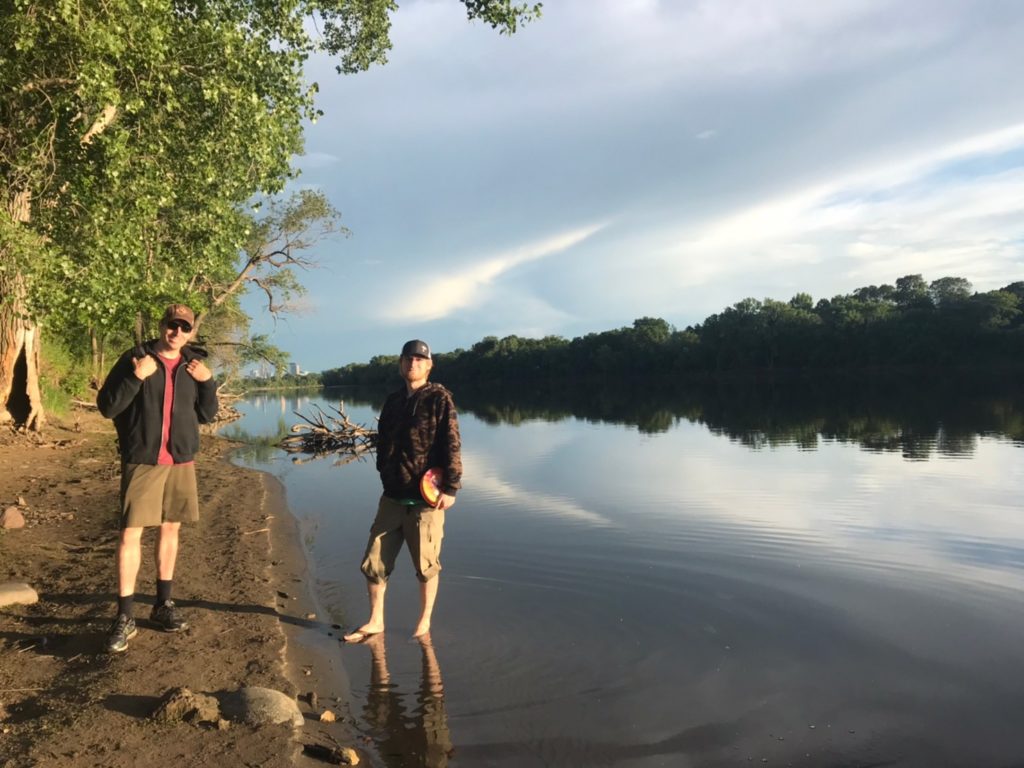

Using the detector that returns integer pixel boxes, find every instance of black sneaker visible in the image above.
[150,600,188,632]
[106,614,137,653]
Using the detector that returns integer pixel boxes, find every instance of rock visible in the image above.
[151,687,222,724]
[319,709,336,722]
[302,745,360,765]
[0,583,38,608]
[305,612,316,620]
[16,496,26,507]
[218,687,303,728]
[308,691,318,710]
[1,508,25,529]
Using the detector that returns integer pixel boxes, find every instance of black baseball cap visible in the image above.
[400,339,431,359]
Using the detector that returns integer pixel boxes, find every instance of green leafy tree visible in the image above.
[894,274,933,310]
[929,276,972,307]
[0,0,541,429]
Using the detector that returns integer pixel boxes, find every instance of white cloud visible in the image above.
[379,222,608,323]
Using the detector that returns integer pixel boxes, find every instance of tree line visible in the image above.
[0,1,539,430]
[322,275,1024,388]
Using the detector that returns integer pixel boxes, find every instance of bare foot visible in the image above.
[343,623,384,643]
[412,620,431,639]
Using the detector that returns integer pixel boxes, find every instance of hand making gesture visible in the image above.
[186,359,212,382]
[132,354,158,380]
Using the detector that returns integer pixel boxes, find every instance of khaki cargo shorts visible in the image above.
[359,495,446,583]
[119,463,199,529]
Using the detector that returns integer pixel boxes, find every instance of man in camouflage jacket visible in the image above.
[345,339,462,641]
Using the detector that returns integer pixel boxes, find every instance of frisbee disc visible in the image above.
[420,467,444,506]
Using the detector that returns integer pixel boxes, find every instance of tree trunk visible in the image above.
[0,190,46,431]
[0,277,46,431]
[90,326,105,387]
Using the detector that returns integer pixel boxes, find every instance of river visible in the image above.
[226,376,1024,767]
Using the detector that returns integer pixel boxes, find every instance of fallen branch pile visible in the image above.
[278,402,377,465]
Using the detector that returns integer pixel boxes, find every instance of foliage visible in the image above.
[38,335,91,416]
[0,0,541,413]
[323,274,1024,388]
[202,189,346,319]
[238,371,323,391]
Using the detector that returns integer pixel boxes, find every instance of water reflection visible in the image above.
[354,634,453,768]
[327,372,1024,460]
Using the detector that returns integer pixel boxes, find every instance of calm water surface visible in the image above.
[227,383,1024,767]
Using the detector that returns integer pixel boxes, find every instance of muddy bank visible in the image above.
[0,409,362,767]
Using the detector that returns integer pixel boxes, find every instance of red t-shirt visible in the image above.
[157,354,184,466]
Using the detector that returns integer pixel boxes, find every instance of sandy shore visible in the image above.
[0,409,363,767]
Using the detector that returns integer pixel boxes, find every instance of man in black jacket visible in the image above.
[344,339,462,642]
[97,304,218,653]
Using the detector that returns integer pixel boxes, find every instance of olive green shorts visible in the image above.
[359,495,446,583]
[119,463,199,529]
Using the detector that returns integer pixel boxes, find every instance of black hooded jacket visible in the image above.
[97,340,219,464]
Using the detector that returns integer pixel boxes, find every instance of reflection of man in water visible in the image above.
[361,633,454,768]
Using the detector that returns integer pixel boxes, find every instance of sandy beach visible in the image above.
[0,408,362,767]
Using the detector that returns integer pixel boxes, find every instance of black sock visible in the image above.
[117,594,135,618]
[156,579,173,604]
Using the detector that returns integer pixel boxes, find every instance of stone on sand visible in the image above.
[218,686,303,728]
[1,507,25,529]
[0,582,38,607]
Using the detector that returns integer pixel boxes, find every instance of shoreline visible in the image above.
[0,410,365,767]
[259,466,364,762]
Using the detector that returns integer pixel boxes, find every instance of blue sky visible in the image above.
[250,0,1024,372]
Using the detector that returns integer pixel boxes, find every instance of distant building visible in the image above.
[250,363,273,379]
[288,362,301,376]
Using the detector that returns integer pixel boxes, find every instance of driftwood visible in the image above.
[278,402,376,466]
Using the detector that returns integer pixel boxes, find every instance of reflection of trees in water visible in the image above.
[359,634,453,768]
[703,380,1022,460]
[333,373,1023,461]
[218,417,291,463]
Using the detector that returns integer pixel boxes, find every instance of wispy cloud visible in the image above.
[380,222,608,323]
[295,152,340,170]
[665,122,1024,291]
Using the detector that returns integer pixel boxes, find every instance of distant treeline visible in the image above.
[238,372,323,391]
[322,275,1024,388]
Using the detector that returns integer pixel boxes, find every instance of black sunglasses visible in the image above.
[166,319,192,333]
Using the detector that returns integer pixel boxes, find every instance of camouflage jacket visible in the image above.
[376,382,462,500]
